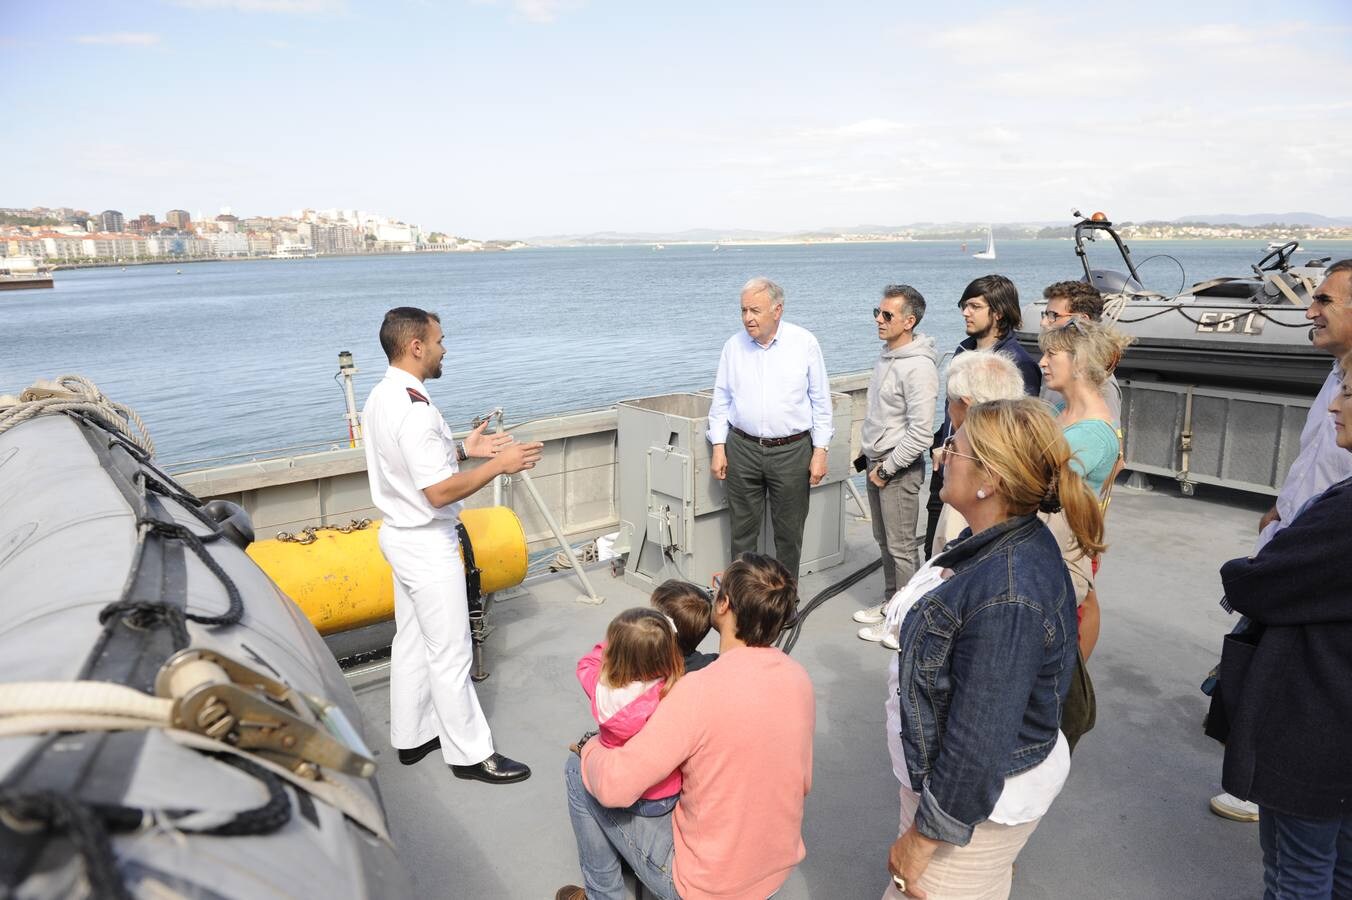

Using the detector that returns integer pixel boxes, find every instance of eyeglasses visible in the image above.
[1056,317,1091,335]
[1040,309,1070,323]
[957,299,987,312]
[941,434,984,466]
[873,307,897,322]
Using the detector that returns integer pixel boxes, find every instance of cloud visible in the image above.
[167,0,344,12]
[74,32,161,46]
[798,118,908,140]
[471,0,580,24]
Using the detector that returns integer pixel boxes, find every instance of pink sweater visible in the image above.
[577,642,682,800]
[581,646,815,900]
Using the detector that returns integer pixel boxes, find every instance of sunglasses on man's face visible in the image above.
[874,307,912,323]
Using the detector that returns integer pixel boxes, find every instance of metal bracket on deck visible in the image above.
[155,648,376,779]
[1175,386,1196,497]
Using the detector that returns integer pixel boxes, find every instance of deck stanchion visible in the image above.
[515,470,605,605]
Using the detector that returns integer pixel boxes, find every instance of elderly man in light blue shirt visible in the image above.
[707,276,833,578]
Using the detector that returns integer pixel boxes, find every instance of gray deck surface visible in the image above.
[350,479,1270,899]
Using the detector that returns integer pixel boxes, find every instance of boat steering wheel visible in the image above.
[1254,241,1299,274]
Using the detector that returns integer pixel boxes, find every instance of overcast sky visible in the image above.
[3,1,1350,237]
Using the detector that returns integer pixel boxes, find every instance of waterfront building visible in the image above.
[127,213,157,234]
[166,209,191,229]
[215,213,240,234]
[98,210,125,232]
[81,232,146,260]
[204,232,249,257]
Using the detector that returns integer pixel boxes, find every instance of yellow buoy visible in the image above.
[247,508,528,635]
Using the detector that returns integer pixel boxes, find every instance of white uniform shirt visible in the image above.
[706,320,834,447]
[361,366,463,528]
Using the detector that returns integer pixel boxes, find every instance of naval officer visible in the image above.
[707,276,834,579]
[362,306,542,784]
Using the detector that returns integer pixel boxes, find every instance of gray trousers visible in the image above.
[867,455,925,601]
[725,431,812,578]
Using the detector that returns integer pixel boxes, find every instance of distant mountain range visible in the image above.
[526,214,1352,245]
[1174,212,1352,227]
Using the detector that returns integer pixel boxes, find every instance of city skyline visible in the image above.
[3,1,1350,236]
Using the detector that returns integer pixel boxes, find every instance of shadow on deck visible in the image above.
[350,480,1268,899]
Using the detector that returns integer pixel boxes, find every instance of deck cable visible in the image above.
[777,558,883,655]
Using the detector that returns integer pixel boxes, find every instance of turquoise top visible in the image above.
[1062,418,1120,495]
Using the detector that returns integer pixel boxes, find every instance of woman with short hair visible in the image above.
[883,398,1104,900]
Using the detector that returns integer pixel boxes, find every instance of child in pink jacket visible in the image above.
[576,607,686,815]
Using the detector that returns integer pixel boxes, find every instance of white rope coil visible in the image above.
[0,375,155,457]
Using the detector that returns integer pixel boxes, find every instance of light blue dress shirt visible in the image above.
[706,320,834,448]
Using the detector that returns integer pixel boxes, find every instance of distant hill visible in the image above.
[1176,212,1352,227]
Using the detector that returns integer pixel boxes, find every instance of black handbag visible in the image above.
[1063,649,1096,754]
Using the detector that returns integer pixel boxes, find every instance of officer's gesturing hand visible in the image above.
[463,419,513,459]
[496,440,543,475]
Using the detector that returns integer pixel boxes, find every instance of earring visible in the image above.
[976,488,988,500]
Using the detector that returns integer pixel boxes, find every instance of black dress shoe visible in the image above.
[450,752,531,784]
[397,737,441,766]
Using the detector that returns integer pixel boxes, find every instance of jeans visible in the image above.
[564,754,679,900]
[1259,807,1352,899]
[626,794,679,817]
[866,455,925,601]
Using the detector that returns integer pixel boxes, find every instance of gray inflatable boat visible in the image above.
[0,382,410,899]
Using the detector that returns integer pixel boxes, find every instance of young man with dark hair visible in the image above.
[559,553,814,900]
[362,306,544,784]
[922,275,1042,558]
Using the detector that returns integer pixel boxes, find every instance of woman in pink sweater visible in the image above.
[557,553,816,900]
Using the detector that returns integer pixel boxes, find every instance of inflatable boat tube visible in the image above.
[0,409,411,899]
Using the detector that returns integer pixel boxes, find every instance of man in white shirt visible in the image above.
[707,277,833,579]
[1209,259,1352,822]
[362,306,542,785]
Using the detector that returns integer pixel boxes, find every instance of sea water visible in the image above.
[2,239,1345,466]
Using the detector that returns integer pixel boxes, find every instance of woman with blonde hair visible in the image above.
[1037,319,1133,494]
[883,398,1103,900]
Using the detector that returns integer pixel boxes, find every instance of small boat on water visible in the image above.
[0,380,409,898]
[0,256,54,291]
[972,226,996,260]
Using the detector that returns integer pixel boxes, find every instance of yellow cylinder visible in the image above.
[247,508,528,636]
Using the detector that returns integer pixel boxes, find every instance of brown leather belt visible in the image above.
[730,426,810,447]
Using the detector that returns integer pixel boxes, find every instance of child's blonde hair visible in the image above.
[601,608,685,697]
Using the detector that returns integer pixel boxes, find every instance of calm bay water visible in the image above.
[3,239,1346,467]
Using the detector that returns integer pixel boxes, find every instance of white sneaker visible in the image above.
[857,622,900,650]
[1209,792,1259,823]
[853,603,886,624]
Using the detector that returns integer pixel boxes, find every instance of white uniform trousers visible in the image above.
[379,521,494,766]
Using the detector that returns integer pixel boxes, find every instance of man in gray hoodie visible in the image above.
[854,284,940,639]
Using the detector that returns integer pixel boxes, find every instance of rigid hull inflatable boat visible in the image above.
[0,381,409,899]
[1015,213,1338,496]
[1016,212,1330,392]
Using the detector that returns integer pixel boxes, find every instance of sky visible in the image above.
[2,0,1351,237]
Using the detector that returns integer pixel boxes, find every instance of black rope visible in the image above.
[139,519,242,628]
[777,558,884,655]
[1116,303,1311,328]
[1,755,292,898]
[96,601,190,649]
[0,790,133,900]
[141,471,224,535]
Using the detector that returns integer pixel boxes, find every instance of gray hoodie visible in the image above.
[860,333,940,473]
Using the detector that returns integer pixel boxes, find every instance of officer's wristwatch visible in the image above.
[456,440,469,462]
[876,463,895,483]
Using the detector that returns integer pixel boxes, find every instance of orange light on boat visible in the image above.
[1091,211,1108,222]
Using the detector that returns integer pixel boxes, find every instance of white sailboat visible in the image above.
[972,226,996,260]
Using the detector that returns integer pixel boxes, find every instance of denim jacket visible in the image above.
[896,513,1076,846]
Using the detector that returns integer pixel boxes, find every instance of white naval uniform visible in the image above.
[361,365,493,766]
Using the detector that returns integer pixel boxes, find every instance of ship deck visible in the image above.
[346,479,1269,899]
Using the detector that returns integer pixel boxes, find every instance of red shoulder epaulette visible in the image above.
[406,387,429,404]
